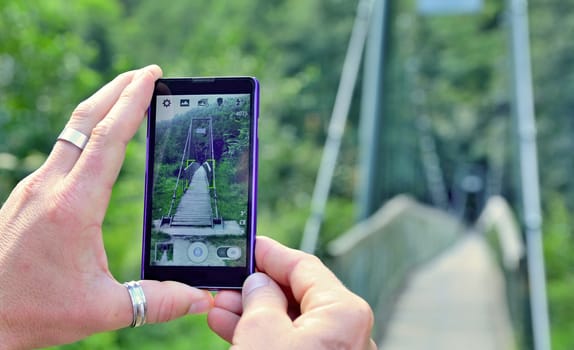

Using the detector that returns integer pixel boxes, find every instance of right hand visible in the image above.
[207,236,377,350]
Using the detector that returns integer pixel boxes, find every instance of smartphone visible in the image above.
[142,77,259,289]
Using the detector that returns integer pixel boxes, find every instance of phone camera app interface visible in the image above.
[151,93,251,267]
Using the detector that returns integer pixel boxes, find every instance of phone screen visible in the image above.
[142,77,258,289]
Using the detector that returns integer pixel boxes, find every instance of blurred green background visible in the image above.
[1,0,573,348]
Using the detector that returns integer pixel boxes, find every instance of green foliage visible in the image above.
[543,194,574,349]
[50,316,228,350]
[215,159,247,221]
[0,1,106,201]
[3,0,574,348]
[530,2,574,211]
[1,0,358,348]
[151,169,179,219]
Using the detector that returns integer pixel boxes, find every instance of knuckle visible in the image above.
[115,70,133,82]
[295,253,324,272]
[7,170,85,231]
[302,252,323,265]
[355,298,375,328]
[152,294,179,324]
[117,76,151,111]
[48,182,83,220]
[12,170,46,202]
[119,84,136,102]
[309,294,374,350]
[90,120,113,141]
[117,79,142,107]
[342,294,375,333]
[70,99,94,121]
[86,121,119,178]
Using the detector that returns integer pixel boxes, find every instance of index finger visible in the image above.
[255,236,376,349]
[254,236,345,305]
[46,69,138,175]
[67,65,161,212]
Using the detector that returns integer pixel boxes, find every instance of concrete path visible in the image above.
[380,234,515,350]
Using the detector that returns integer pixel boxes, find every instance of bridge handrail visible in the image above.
[476,196,525,269]
[475,196,528,349]
[326,195,462,342]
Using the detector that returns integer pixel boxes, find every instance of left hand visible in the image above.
[0,65,213,349]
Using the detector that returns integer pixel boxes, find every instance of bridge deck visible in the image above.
[172,166,213,226]
[380,234,515,349]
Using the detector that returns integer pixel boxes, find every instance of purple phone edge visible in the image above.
[249,77,259,277]
[141,106,152,280]
[141,77,259,289]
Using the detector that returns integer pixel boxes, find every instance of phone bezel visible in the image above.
[142,77,259,289]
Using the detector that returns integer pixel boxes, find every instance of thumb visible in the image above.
[242,273,288,312]
[116,280,213,327]
[234,273,292,343]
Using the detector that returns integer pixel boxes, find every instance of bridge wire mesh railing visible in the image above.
[326,195,463,343]
[327,195,528,346]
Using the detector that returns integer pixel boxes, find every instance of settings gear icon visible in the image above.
[162,99,171,108]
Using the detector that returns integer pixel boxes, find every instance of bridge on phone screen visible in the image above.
[157,115,244,237]
[171,166,213,227]
[162,116,222,230]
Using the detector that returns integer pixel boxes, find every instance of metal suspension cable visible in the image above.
[507,0,551,348]
[209,116,219,219]
[416,112,449,209]
[167,118,194,218]
[300,0,375,253]
[406,25,449,210]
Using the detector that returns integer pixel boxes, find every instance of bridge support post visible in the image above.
[507,0,551,349]
[356,0,389,221]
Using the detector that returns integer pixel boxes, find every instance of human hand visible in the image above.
[0,65,213,349]
[207,236,376,350]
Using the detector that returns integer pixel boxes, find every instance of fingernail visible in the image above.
[188,299,212,314]
[243,272,271,297]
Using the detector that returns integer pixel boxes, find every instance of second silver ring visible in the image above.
[124,280,147,328]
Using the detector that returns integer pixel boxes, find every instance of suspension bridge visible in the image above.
[152,115,244,266]
[327,196,526,348]
[302,0,550,349]
[156,116,238,235]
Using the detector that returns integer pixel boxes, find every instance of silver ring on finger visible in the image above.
[57,127,89,151]
[123,280,147,328]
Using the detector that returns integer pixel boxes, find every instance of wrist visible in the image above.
[0,289,29,350]
[0,319,21,350]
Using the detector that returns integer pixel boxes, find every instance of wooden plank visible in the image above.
[172,166,213,226]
